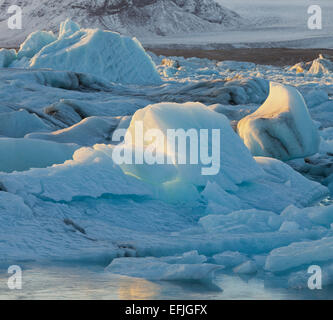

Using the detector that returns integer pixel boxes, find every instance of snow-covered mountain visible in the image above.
[0,0,243,47]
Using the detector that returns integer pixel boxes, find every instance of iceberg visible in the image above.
[27,21,162,85]
[237,82,320,161]
[122,102,264,188]
[308,54,333,75]
[58,19,80,39]
[17,30,57,60]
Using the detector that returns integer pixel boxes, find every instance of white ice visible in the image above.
[106,256,221,282]
[24,21,162,85]
[238,82,320,161]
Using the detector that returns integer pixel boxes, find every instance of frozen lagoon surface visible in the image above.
[1,21,333,299]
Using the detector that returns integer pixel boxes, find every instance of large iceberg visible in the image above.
[237,82,319,161]
[26,20,162,85]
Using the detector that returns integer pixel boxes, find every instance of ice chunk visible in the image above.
[0,109,50,138]
[288,263,333,289]
[44,101,83,127]
[17,31,57,60]
[224,77,269,105]
[0,191,34,221]
[26,116,122,146]
[233,260,257,275]
[29,22,161,85]
[0,144,153,202]
[289,62,310,74]
[0,138,79,173]
[201,181,242,215]
[279,221,300,232]
[58,19,80,39]
[208,103,256,122]
[238,82,319,161]
[106,257,220,281]
[303,89,329,109]
[123,102,263,188]
[308,54,333,75]
[281,204,333,229]
[199,209,282,234]
[213,251,248,268]
[248,157,328,211]
[217,61,256,71]
[159,251,207,264]
[0,48,16,68]
[156,179,200,203]
[265,237,333,273]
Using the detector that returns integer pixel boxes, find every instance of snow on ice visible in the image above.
[0,21,333,290]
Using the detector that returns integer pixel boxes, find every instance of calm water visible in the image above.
[0,263,332,300]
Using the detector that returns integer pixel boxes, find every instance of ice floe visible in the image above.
[0,138,79,173]
[106,256,220,282]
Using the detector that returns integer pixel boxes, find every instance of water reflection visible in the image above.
[117,277,160,300]
[0,264,332,300]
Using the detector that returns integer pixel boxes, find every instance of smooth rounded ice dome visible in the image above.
[121,101,263,189]
[237,82,319,161]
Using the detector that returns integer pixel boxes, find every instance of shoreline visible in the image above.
[2,47,333,68]
[147,48,333,67]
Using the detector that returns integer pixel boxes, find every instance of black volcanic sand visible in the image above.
[147,48,333,67]
[3,47,333,67]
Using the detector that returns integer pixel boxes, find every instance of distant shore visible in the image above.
[2,47,333,68]
[147,48,333,67]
